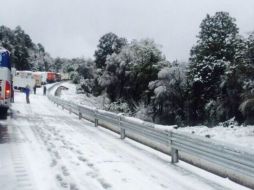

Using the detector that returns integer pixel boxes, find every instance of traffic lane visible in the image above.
[0,124,9,144]
[0,117,10,144]
[0,113,35,190]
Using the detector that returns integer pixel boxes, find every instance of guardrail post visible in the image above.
[94,109,98,127]
[120,128,125,139]
[170,132,179,163]
[171,148,179,163]
[119,114,125,139]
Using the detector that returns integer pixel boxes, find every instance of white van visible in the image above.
[33,72,43,87]
[13,70,35,91]
[35,71,47,84]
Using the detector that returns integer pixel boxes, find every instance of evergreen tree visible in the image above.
[0,25,53,71]
[239,32,254,124]
[188,12,241,124]
[54,58,63,73]
[94,32,127,69]
[0,26,15,51]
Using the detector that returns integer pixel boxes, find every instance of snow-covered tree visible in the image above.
[188,12,242,124]
[94,32,127,69]
[0,25,54,71]
[239,32,254,124]
[148,62,187,125]
[98,39,166,110]
[0,26,15,51]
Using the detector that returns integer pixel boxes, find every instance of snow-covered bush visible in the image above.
[134,103,154,122]
[239,99,254,124]
[219,117,238,128]
[148,62,187,125]
[106,99,131,114]
[70,71,80,84]
[78,78,94,94]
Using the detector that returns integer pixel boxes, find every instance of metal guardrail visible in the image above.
[47,86,254,189]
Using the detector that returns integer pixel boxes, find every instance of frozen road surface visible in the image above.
[0,88,250,190]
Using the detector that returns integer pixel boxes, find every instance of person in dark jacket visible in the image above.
[25,85,30,104]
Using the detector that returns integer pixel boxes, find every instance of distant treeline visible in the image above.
[0,25,55,71]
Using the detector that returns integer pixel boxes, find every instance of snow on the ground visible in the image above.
[57,81,105,109]
[0,85,250,190]
[176,125,254,150]
[57,81,254,150]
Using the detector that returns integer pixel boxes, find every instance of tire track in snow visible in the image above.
[8,118,35,190]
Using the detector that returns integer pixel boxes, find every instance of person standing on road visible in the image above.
[33,85,36,94]
[25,85,30,104]
[43,85,47,96]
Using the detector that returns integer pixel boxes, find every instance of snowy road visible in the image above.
[0,88,250,190]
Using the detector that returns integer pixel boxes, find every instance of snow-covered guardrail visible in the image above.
[47,88,254,189]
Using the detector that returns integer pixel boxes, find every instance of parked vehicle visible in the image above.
[61,72,70,80]
[47,72,56,83]
[13,70,35,91]
[56,73,61,82]
[36,71,47,85]
[0,48,11,116]
[33,72,42,87]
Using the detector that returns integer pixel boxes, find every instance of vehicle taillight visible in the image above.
[5,81,11,99]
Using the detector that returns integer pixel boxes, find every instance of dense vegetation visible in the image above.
[0,25,55,71]
[1,11,254,126]
[73,12,254,126]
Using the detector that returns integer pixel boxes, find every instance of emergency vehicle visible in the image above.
[0,48,11,115]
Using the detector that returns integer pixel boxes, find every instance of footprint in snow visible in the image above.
[70,183,79,190]
[61,181,68,188]
[98,178,112,189]
[86,172,97,178]
[54,151,61,159]
[56,174,68,188]
[50,159,57,167]
[87,163,94,168]
[61,166,70,176]
[78,156,87,162]
[76,150,82,155]
[56,174,63,182]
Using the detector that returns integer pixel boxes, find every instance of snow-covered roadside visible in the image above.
[177,125,254,150]
[57,81,254,150]
[0,85,250,189]
[55,81,105,109]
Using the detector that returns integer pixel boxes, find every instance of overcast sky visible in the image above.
[0,0,254,61]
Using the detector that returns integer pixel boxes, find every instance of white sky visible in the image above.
[0,0,254,61]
